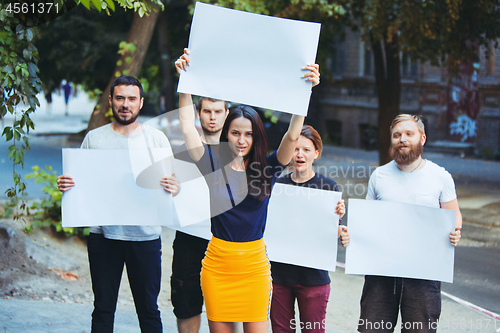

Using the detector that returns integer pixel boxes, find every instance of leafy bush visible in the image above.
[25,166,89,237]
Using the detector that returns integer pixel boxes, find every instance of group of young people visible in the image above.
[57,48,462,333]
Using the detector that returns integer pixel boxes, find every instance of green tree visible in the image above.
[1,1,45,222]
[337,0,500,164]
[157,1,191,113]
[86,0,162,132]
[36,6,132,94]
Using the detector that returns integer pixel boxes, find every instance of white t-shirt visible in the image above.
[81,123,170,241]
[366,160,456,208]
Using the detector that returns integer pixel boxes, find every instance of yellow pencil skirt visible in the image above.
[201,236,272,322]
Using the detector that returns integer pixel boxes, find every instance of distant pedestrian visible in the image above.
[62,80,71,115]
[44,88,52,115]
[357,114,462,333]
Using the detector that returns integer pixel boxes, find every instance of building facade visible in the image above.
[316,28,500,158]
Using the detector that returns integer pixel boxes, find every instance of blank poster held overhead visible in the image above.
[178,2,321,116]
[345,199,456,283]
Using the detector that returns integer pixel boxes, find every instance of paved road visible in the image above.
[444,246,500,314]
[336,238,500,315]
[0,135,67,199]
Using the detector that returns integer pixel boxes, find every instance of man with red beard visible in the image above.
[357,114,462,333]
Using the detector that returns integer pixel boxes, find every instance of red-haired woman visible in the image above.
[270,125,350,333]
[175,49,320,333]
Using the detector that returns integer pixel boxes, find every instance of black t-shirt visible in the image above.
[195,148,285,242]
[173,142,219,239]
[174,142,219,176]
[270,172,338,286]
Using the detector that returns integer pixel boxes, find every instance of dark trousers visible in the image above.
[87,233,162,333]
[271,283,330,333]
[170,231,209,319]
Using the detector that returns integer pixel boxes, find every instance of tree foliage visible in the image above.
[1,1,42,223]
[36,6,132,93]
[24,165,90,237]
[342,0,500,67]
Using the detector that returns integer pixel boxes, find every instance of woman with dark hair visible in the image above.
[270,125,350,333]
[175,48,320,333]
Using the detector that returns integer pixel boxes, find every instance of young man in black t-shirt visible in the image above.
[171,96,228,333]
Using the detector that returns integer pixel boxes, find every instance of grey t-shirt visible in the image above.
[81,123,170,241]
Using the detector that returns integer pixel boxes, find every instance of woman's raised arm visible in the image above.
[276,64,320,165]
[175,48,205,162]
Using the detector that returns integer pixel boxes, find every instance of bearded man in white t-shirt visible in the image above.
[358,114,462,333]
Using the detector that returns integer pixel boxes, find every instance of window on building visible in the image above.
[330,34,345,76]
[325,119,342,146]
[401,53,418,78]
[359,123,378,150]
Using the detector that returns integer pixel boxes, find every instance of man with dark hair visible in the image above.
[171,95,229,333]
[57,75,179,333]
[111,75,144,100]
[358,114,462,333]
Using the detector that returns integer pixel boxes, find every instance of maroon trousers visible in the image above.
[270,283,330,333]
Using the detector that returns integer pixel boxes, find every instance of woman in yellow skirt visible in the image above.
[176,48,320,333]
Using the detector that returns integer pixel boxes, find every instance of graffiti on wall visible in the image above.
[449,114,477,142]
[447,62,480,143]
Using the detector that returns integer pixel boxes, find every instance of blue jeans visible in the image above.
[358,275,441,333]
[87,233,162,333]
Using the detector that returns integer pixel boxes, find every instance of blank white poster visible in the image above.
[265,183,341,272]
[345,199,456,283]
[62,148,172,227]
[177,2,321,116]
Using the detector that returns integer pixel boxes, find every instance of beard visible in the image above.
[113,106,139,125]
[389,141,423,165]
[201,120,223,134]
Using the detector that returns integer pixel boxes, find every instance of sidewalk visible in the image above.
[2,276,499,333]
[1,228,499,333]
[2,90,97,136]
[1,90,164,136]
